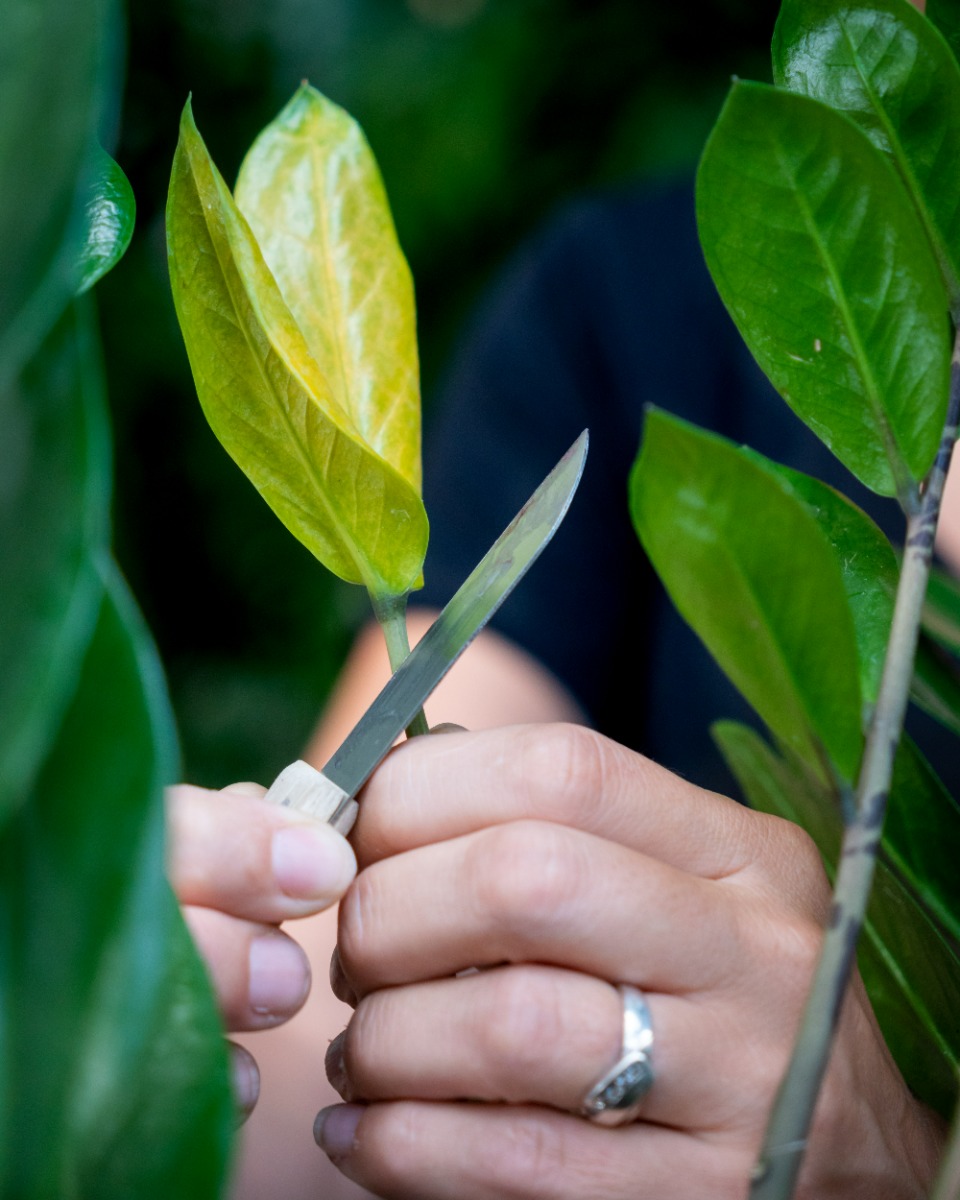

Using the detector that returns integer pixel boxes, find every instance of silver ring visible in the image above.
[579,984,654,1126]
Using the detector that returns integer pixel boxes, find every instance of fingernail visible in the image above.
[325,1031,348,1097]
[272,824,356,901]
[314,1104,363,1159]
[248,935,310,1017]
[229,1043,260,1124]
[222,781,267,799]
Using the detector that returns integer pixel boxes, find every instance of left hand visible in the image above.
[317,724,943,1200]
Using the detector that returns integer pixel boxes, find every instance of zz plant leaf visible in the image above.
[772,0,960,304]
[630,408,864,783]
[166,95,428,610]
[697,79,951,502]
[76,146,136,295]
[235,85,422,498]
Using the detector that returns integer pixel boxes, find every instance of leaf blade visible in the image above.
[76,145,136,294]
[235,84,422,493]
[773,0,960,301]
[696,79,951,498]
[166,100,428,598]
[630,409,863,781]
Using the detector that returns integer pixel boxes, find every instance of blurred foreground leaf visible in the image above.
[773,0,960,299]
[697,80,951,499]
[167,98,428,601]
[0,303,109,819]
[0,560,233,1196]
[630,409,863,782]
[76,146,135,295]
[714,721,960,1116]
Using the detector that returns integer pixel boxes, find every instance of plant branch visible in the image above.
[749,332,960,1200]
[371,591,430,738]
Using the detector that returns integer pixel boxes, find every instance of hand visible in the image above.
[166,781,357,1122]
[317,724,943,1199]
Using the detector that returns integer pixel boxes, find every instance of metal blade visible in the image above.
[264,430,588,832]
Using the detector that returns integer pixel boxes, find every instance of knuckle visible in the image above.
[360,1102,426,1189]
[510,723,608,828]
[479,969,566,1093]
[468,821,584,938]
[494,1112,570,1197]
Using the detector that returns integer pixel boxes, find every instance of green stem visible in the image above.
[371,592,429,738]
[749,332,960,1200]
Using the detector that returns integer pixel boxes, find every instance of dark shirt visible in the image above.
[419,181,954,797]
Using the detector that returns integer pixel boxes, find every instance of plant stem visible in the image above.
[371,592,430,738]
[749,334,960,1200]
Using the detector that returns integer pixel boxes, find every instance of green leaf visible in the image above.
[886,734,960,949]
[0,561,233,1197]
[696,79,951,500]
[773,0,960,302]
[76,145,135,295]
[631,409,863,781]
[747,454,898,706]
[166,99,428,599]
[0,302,111,820]
[927,0,960,68]
[0,0,116,378]
[235,83,422,495]
[714,720,960,1116]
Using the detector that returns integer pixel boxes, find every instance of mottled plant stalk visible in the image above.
[371,592,430,737]
[750,333,960,1200]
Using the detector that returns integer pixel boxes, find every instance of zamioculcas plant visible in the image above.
[630,0,960,1196]
[167,86,430,729]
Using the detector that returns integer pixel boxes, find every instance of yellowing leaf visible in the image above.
[235,84,422,495]
[166,100,428,600]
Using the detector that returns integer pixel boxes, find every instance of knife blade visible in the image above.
[264,429,588,834]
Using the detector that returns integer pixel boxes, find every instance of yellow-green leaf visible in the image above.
[166,99,428,599]
[235,84,421,494]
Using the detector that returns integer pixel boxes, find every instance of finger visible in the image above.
[353,724,773,882]
[167,783,356,922]
[327,965,765,1132]
[338,820,747,996]
[183,905,311,1031]
[314,1100,748,1200]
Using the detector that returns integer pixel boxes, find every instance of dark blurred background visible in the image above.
[99,0,772,787]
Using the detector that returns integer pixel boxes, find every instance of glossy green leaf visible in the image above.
[235,84,421,494]
[714,720,960,1116]
[0,302,110,820]
[0,561,233,1196]
[0,0,114,377]
[631,409,863,781]
[167,100,428,599]
[697,79,951,499]
[76,145,135,295]
[923,564,960,652]
[773,0,960,301]
[748,454,898,706]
